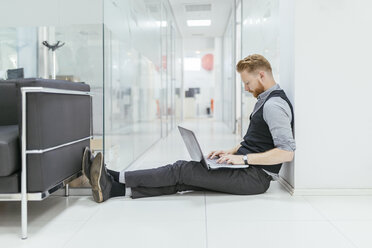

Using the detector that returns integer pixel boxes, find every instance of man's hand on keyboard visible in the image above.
[216,154,244,165]
[207,149,233,159]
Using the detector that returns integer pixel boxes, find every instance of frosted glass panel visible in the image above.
[103,0,162,170]
[222,13,235,131]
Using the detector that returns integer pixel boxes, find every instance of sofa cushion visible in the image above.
[0,170,20,193]
[0,125,20,177]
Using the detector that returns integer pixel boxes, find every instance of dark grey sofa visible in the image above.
[0,78,92,238]
[0,125,20,193]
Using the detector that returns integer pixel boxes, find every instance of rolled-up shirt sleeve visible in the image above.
[263,97,296,151]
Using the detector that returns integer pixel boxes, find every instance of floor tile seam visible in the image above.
[206,219,341,223]
[61,202,103,248]
[330,219,372,222]
[0,213,100,224]
[0,219,90,225]
[302,196,359,248]
[88,218,207,223]
[204,191,208,248]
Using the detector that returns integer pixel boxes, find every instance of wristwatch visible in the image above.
[243,155,249,165]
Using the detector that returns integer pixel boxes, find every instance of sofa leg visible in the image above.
[21,198,27,239]
[21,163,27,239]
[65,184,70,197]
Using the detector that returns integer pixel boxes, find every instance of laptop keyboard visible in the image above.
[206,157,228,165]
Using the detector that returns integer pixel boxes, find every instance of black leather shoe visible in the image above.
[90,152,112,203]
[82,147,94,184]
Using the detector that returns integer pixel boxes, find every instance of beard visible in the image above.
[252,82,265,98]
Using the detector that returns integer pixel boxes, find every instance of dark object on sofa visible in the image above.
[7,68,24,79]
[0,78,92,239]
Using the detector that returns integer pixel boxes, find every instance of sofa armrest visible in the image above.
[16,79,92,192]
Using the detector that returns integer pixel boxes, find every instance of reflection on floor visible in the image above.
[1,119,371,248]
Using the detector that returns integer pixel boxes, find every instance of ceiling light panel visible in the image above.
[184,4,212,12]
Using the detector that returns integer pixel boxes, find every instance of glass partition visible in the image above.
[0,27,38,79]
[0,28,18,79]
[103,0,181,171]
[53,25,104,140]
[0,0,182,185]
[103,0,162,170]
[222,12,235,131]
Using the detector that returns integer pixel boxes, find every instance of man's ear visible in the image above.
[257,71,265,84]
[259,71,265,79]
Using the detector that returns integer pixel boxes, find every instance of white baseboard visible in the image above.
[276,177,372,196]
[292,188,372,196]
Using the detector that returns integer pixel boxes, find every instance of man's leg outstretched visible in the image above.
[82,148,272,202]
[123,159,271,199]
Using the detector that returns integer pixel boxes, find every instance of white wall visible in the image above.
[241,0,372,192]
[293,0,372,190]
[0,0,102,27]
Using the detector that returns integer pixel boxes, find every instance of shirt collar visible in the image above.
[257,84,280,101]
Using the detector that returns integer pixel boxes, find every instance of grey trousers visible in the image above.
[125,160,273,199]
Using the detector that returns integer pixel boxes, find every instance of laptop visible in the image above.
[178,126,249,170]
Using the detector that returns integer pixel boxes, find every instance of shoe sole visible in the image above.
[90,153,103,203]
[82,147,90,183]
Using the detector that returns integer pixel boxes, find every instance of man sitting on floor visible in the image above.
[82,54,296,202]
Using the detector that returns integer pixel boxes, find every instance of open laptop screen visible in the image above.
[178,126,204,162]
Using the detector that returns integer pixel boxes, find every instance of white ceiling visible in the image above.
[169,0,233,38]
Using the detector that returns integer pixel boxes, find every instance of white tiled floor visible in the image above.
[1,119,371,248]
